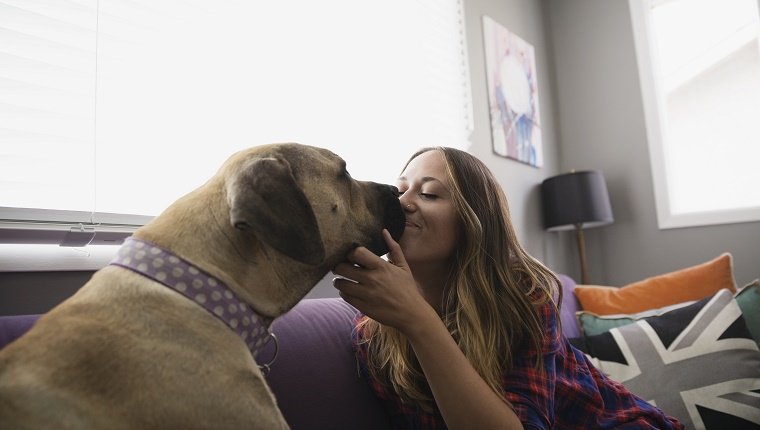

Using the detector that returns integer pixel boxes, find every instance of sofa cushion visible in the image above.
[573,253,736,315]
[262,298,390,430]
[583,289,760,429]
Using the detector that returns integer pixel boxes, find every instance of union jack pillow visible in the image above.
[583,289,760,430]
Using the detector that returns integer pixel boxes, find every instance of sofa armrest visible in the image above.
[556,274,582,339]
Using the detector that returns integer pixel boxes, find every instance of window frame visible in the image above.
[629,0,760,229]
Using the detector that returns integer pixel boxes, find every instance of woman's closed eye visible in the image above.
[420,192,438,200]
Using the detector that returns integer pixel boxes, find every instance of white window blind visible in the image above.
[0,0,473,249]
[630,0,760,229]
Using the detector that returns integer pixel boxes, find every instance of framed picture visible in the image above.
[483,16,543,167]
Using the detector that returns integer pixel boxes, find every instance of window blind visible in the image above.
[0,0,473,249]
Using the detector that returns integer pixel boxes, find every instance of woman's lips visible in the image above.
[405,221,419,228]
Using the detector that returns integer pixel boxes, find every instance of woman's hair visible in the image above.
[356,147,560,411]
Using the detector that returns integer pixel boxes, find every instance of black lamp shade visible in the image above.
[541,170,614,231]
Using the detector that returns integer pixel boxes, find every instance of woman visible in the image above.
[333,147,682,430]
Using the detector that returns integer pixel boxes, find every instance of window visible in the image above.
[629,0,760,229]
[0,0,473,258]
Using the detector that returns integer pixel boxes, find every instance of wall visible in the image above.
[545,0,760,286]
[0,272,90,315]
[463,0,568,274]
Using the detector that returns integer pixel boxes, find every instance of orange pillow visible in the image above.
[573,253,737,315]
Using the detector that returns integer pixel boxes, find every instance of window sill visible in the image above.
[0,244,120,272]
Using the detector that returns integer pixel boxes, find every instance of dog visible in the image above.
[0,143,405,429]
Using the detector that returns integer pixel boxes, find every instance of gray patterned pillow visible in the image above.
[584,289,760,429]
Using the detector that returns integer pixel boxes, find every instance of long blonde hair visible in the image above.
[356,147,560,411]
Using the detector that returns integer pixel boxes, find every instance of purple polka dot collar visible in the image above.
[109,237,274,360]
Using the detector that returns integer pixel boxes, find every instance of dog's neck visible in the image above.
[109,238,275,359]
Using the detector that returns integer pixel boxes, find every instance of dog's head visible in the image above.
[225,143,405,266]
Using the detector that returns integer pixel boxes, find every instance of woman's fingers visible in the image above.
[330,232,421,329]
[332,261,362,281]
[345,245,385,270]
[333,276,374,309]
[383,229,407,268]
[332,276,357,295]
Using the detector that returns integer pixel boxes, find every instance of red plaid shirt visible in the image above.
[353,303,683,430]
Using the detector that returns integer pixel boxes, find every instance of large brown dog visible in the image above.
[0,143,405,429]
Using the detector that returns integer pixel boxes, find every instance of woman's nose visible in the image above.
[399,196,415,212]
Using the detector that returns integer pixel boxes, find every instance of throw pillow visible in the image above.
[576,300,694,337]
[577,280,760,346]
[574,253,736,315]
[736,280,760,346]
[583,289,760,429]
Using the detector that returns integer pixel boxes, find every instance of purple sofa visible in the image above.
[0,274,579,429]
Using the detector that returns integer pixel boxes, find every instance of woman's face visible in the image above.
[396,150,460,269]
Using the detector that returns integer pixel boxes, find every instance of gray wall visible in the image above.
[463,0,568,275]
[545,0,760,286]
[0,272,90,315]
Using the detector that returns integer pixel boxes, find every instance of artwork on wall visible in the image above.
[482,15,543,167]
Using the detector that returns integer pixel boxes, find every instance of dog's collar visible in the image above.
[109,238,276,365]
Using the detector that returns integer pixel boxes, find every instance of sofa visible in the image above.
[2,267,759,429]
[0,295,396,429]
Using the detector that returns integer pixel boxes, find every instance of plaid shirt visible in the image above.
[354,303,683,430]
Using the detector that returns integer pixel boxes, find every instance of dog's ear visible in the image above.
[227,157,325,265]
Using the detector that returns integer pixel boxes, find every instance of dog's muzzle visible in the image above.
[364,183,405,257]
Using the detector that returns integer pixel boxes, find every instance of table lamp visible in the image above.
[541,170,614,284]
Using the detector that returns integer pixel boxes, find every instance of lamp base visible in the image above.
[575,224,590,284]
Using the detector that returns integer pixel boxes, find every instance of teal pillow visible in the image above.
[736,279,760,344]
[576,301,693,337]
[577,279,760,345]
[576,312,634,337]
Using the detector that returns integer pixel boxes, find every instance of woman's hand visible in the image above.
[332,229,435,334]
